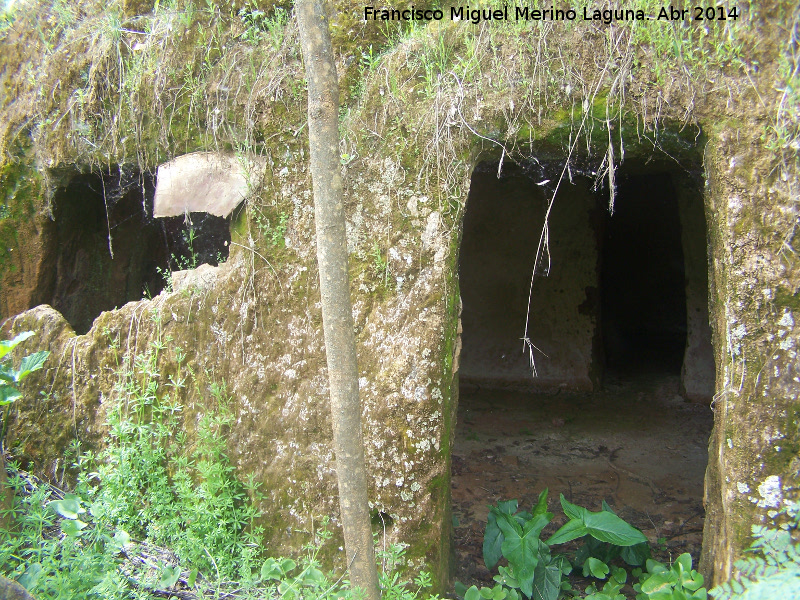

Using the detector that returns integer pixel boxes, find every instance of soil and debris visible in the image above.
[451,371,713,590]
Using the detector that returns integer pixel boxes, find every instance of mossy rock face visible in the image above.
[1,0,799,592]
[6,153,461,588]
[121,0,155,15]
[0,149,53,320]
[698,123,800,583]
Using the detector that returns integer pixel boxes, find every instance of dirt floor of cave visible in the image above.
[451,371,713,591]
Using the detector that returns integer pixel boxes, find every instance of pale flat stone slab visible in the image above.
[153,152,264,218]
[171,263,219,293]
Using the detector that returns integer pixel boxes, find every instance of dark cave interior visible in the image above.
[40,168,230,334]
[453,157,715,587]
[457,158,713,395]
[600,171,687,375]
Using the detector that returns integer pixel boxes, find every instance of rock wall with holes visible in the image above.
[1,0,798,590]
[4,151,464,586]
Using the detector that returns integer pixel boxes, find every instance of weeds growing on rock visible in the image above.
[0,327,443,600]
[369,241,391,288]
[0,329,265,596]
[255,210,289,248]
[0,331,49,530]
[89,337,262,581]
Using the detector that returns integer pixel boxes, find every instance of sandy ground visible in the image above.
[451,372,713,592]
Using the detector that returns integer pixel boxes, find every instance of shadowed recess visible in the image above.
[458,158,714,397]
[38,168,231,334]
[452,157,716,588]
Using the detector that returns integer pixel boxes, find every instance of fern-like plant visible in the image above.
[710,499,800,599]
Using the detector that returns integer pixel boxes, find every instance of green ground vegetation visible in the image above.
[461,491,800,600]
[0,329,442,599]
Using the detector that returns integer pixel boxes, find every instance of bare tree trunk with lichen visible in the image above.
[295,2,380,599]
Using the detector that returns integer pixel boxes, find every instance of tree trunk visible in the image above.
[295,3,380,599]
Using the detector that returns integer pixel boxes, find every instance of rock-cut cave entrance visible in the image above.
[451,158,715,587]
[36,168,232,335]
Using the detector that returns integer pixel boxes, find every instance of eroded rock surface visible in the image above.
[7,155,461,586]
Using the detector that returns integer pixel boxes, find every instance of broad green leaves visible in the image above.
[261,557,297,580]
[635,554,707,600]
[0,331,49,408]
[469,491,652,600]
[546,495,647,547]
[583,510,648,547]
[0,385,21,404]
[484,500,518,570]
[110,529,131,553]
[48,495,86,520]
[0,331,34,360]
[17,563,42,590]
[531,557,563,600]
[260,556,330,600]
[584,557,610,579]
[621,542,652,566]
[480,490,557,600]
[544,518,587,546]
[531,489,552,521]
[16,351,50,382]
[158,564,181,589]
[484,491,553,570]
[496,512,551,598]
[60,519,88,537]
[48,494,89,538]
[584,565,628,600]
[456,583,520,600]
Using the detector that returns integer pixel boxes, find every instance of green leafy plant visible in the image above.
[360,44,382,73]
[88,337,263,581]
[458,582,521,600]
[0,463,144,599]
[238,3,289,49]
[2,467,442,600]
[462,491,713,600]
[167,223,200,272]
[152,223,206,295]
[583,564,629,600]
[0,331,49,529]
[180,223,199,269]
[633,554,707,600]
[459,490,649,600]
[255,210,289,247]
[369,241,390,287]
[0,329,441,599]
[156,264,174,293]
[0,331,49,441]
[545,495,648,549]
